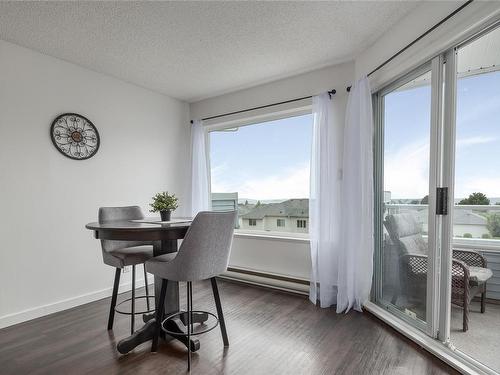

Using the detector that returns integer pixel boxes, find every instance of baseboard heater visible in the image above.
[220,267,310,295]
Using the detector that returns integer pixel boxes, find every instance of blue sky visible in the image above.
[455,73,500,199]
[210,114,312,201]
[385,70,500,200]
[210,70,500,202]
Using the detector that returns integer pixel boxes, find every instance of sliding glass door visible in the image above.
[447,23,500,373]
[377,67,433,329]
[374,19,500,374]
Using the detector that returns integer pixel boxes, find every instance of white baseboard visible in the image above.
[0,276,153,330]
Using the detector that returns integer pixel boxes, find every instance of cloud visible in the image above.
[212,163,310,200]
[211,162,233,193]
[385,136,499,199]
[384,140,429,199]
[457,95,500,126]
[457,136,497,147]
[213,136,499,202]
[457,177,500,199]
[211,162,229,180]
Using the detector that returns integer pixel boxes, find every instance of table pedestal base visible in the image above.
[116,312,208,354]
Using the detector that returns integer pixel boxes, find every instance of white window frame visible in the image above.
[206,104,313,240]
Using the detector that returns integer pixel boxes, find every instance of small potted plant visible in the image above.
[150,191,179,221]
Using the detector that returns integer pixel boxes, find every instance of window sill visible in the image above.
[233,230,310,243]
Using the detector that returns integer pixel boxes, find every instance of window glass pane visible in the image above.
[381,69,432,324]
[210,113,312,235]
[450,24,500,373]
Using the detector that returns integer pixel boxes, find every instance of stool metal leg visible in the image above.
[143,264,150,310]
[131,265,136,334]
[152,278,168,352]
[187,281,192,372]
[481,290,486,313]
[189,281,194,333]
[107,268,121,330]
[211,277,229,346]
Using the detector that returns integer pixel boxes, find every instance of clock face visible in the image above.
[50,113,100,160]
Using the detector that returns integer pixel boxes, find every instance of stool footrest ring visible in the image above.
[115,295,155,315]
[161,310,219,337]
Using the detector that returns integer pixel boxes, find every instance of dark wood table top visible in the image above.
[86,218,192,241]
[85,218,192,231]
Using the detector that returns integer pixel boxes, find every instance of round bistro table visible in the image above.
[85,219,208,354]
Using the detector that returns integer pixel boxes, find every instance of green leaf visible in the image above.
[149,191,179,212]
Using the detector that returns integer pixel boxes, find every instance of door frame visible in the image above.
[437,47,457,343]
[373,58,443,336]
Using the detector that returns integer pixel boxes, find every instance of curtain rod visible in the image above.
[190,89,336,124]
[346,0,474,92]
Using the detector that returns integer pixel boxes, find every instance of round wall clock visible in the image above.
[50,113,100,160]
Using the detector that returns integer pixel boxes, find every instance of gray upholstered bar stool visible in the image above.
[146,210,236,371]
[99,206,155,334]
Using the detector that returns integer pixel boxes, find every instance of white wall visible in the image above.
[0,40,190,328]
[229,235,310,280]
[190,62,353,282]
[190,62,353,120]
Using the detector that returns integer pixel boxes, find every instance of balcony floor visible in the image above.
[0,279,457,375]
[451,300,500,372]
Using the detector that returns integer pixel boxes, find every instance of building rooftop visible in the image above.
[241,199,309,219]
[237,203,256,216]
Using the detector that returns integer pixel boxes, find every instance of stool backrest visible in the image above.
[174,211,236,281]
[99,206,151,252]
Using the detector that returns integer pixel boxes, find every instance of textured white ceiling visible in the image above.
[0,1,420,102]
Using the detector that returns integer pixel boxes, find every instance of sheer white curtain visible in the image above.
[309,77,374,312]
[309,93,343,307]
[337,77,374,313]
[191,120,211,216]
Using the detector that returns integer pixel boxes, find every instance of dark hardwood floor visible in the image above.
[0,279,458,374]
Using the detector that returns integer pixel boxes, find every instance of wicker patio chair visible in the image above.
[384,212,493,332]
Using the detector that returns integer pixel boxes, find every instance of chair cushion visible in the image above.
[103,245,154,268]
[385,213,428,256]
[145,253,178,278]
[399,234,428,256]
[468,266,493,286]
[386,213,423,239]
